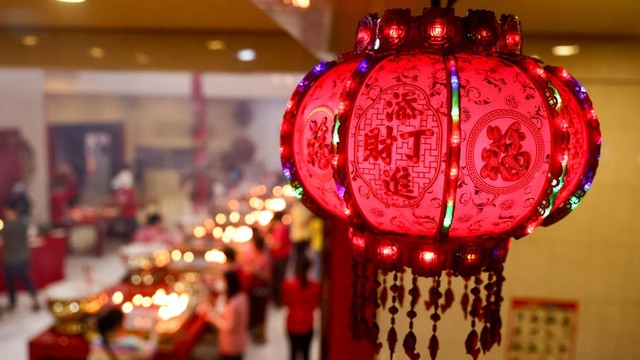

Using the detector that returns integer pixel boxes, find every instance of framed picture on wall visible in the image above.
[505,298,578,360]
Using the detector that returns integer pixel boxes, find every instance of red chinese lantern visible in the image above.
[280,3,600,360]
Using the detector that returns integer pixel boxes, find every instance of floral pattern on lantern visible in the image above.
[281,4,600,360]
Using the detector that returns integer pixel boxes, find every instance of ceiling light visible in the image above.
[135,52,150,65]
[22,35,39,46]
[57,0,85,3]
[89,47,105,59]
[551,45,580,57]
[236,48,256,62]
[206,40,226,51]
[292,0,311,8]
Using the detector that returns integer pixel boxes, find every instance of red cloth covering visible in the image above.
[0,234,66,292]
[282,278,322,334]
[113,188,137,219]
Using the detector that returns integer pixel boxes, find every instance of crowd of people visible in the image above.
[2,164,324,360]
[194,205,323,360]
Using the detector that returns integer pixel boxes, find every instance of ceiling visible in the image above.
[0,0,638,72]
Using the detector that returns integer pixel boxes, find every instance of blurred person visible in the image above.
[111,167,138,241]
[132,213,179,246]
[7,182,31,219]
[308,217,324,280]
[223,246,240,273]
[50,182,71,227]
[289,201,314,265]
[267,211,291,306]
[239,228,271,343]
[282,256,321,360]
[0,199,39,311]
[53,163,79,206]
[88,307,157,360]
[198,270,250,360]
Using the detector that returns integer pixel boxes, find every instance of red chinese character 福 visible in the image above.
[480,122,531,182]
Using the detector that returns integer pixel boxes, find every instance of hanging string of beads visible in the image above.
[387,271,401,358]
[403,274,421,360]
[428,276,443,360]
[465,275,484,360]
[441,271,455,313]
[369,265,383,353]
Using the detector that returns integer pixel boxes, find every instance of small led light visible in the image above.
[420,251,436,264]
[237,48,256,62]
[193,226,206,238]
[121,302,133,314]
[551,45,580,57]
[111,291,124,305]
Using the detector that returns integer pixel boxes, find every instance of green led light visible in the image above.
[549,83,562,111]
[332,118,341,146]
[543,157,568,217]
[443,205,454,228]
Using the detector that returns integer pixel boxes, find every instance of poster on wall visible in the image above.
[505,298,578,360]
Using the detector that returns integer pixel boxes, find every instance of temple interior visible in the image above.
[0,1,638,360]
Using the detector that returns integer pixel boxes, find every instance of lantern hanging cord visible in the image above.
[430,0,457,8]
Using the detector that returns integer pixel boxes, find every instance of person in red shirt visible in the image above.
[50,182,71,227]
[267,211,290,306]
[281,256,321,360]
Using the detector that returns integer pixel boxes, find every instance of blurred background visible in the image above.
[0,0,639,360]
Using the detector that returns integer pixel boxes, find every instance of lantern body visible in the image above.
[337,53,559,241]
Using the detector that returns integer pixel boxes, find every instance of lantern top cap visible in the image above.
[353,7,522,55]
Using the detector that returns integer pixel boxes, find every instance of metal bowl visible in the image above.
[46,280,108,334]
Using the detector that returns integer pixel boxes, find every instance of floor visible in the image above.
[0,245,320,360]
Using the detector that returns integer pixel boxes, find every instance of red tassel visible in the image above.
[441,287,454,314]
[398,282,406,307]
[370,322,383,354]
[409,283,421,309]
[380,286,389,309]
[402,331,420,360]
[428,333,439,360]
[479,324,492,353]
[387,326,398,359]
[461,292,470,319]
[465,329,480,360]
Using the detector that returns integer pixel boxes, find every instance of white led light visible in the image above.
[237,48,256,62]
